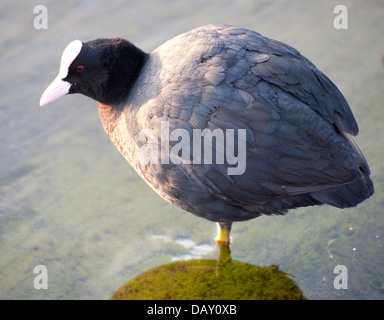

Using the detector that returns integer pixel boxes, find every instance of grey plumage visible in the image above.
[97,24,373,223]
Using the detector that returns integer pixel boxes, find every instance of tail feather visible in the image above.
[311,172,374,208]
[312,132,374,209]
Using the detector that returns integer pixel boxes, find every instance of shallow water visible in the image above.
[1,0,383,300]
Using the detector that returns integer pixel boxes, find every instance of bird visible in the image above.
[40,24,373,251]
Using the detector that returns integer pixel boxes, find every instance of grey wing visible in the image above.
[233,26,359,136]
[177,26,367,213]
[140,25,371,217]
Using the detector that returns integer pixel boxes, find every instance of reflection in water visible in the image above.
[151,234,215,261]
[326,238,337,259]
[111,243,305,300]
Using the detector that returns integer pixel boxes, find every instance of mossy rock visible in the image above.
[110,259,305,300]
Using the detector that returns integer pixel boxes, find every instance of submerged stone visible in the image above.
[110,259,305,300]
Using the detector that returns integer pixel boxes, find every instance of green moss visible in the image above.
[110,259,305,300]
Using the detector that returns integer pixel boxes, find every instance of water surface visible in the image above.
[1,0,383,299]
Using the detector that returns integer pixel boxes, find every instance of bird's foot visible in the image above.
[215,221,232,244]
[216,222,233,269]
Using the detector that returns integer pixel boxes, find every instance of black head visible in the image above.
[40,38,148,106]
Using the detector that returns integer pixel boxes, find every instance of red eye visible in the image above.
[76,65,85,72]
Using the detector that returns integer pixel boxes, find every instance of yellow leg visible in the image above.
[216,222,233,269]
[215,221,232,244]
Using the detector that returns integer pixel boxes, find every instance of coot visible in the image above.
[40,24,373,245]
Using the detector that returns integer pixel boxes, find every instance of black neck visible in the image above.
[102,41,148,106]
